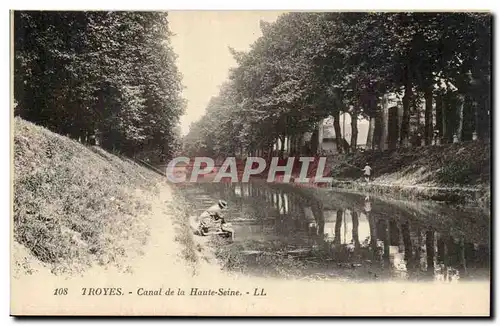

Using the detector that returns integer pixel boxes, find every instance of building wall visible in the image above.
[320,139,337,154]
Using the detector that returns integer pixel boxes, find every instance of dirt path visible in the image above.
[115,185,188,280]
[113,183,224,281]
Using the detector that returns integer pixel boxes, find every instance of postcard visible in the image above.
[11,10,491,316]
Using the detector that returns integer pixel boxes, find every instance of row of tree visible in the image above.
[184,12,491,158]
[14,11,185,162]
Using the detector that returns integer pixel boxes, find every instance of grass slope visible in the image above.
[327,141,490,205]
[13,117,163,276]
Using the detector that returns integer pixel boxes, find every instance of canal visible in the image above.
[174,180,490,283]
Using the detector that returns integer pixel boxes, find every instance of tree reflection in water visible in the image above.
[178,181,490,282]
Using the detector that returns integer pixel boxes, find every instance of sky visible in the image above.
[168,11,284,135]
[168,10,368,143]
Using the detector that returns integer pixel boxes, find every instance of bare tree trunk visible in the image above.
[366,116,376,150]
[401,94,411,147]
[279,135,285,158]
[483,93,491,140]
[294,134,301,156]
[400,67,412,147]
[397,105,404,147]
[374,111,383,150]
[310,128,318,155]
[380,94,389,150]
[317,120,324,155]
[424,87,433,145]
[441,93,453,144]
[350,110,358,152]
[477,95,490,141]
[435,94,443,143]
[456,93,465,142]
[474,99,480,141]
[334,210,343,245]
[462,96,475,141]
[333,111,343,154]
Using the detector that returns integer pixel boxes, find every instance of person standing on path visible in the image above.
[363,163,372,183]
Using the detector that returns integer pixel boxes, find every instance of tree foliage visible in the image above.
[14,11,185,162]
[184,12,491,157]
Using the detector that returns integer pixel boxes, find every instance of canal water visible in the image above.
[175,180,490,282]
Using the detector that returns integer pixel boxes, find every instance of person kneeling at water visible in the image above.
[197,200,234,240]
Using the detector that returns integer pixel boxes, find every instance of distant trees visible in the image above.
[183,12,491,158]
[14,11,185,162]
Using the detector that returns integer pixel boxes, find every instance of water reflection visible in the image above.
[178,181,490,282]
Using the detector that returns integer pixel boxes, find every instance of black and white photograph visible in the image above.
[10,9,492,316]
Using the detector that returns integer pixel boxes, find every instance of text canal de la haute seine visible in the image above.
[73,287,268,297]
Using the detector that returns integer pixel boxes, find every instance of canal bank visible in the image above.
[322,140,491,207]
[328,180,490,208]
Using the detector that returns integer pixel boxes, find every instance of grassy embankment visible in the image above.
[13,117,169,276]
[326,141,490,206]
